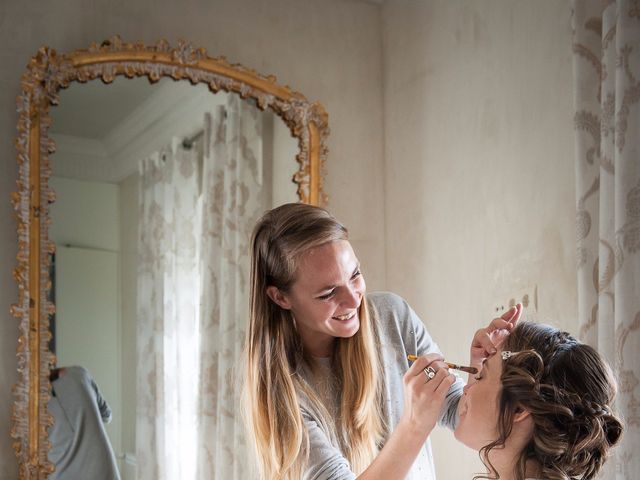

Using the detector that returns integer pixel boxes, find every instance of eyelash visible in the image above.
[317,270,361,300]
[318,290,335,300]
[474,374,482,381]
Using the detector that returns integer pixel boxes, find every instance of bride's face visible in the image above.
[454,351,503,450]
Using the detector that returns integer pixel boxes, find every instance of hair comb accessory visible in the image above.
[501,351,515,360]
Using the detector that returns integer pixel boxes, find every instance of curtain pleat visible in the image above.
[196,96,265,480]
[572,1,640,477]
[137,97,265,479]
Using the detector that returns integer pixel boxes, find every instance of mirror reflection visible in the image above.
[48,76,299,479]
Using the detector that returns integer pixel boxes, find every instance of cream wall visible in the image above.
[0,0,384,476]
[382,1,577,478]
[49,177,120,251]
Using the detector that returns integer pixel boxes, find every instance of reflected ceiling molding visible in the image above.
[104,81,218,182]
[52,79,222,183]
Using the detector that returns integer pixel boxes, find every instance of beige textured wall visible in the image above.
[0,0,384,475]
[382,0,577,478]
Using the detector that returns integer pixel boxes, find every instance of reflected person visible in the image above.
[48,366,121,480]
[455,321,623,480]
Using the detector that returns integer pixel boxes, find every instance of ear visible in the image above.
[266,286,292,310]
[512,405,532,424]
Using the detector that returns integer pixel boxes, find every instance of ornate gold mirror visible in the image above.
[11,36,327,479]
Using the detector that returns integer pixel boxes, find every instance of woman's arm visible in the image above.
[357,354,455,480]
[303,353,454,480]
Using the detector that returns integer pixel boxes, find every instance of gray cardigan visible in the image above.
[48,366,121,480]
[301,291,464,480]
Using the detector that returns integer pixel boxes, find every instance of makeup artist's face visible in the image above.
[454,351,503,450]
[273,240,365,357]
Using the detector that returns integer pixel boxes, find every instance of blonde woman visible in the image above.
[244,203,520,479]
[454,322,623,480]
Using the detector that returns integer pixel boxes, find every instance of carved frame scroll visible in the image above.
[11,36,328,479]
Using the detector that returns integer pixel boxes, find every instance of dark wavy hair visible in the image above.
[477,322,623,480]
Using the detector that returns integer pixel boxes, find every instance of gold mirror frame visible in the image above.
[10,36,328,479]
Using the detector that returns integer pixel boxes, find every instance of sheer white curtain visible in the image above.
[136,139,202,480]
[136,95,265,479]
[196,96,266,479]
[572,1,640,477]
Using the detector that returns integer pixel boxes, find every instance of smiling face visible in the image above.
[267,239,365,357]
[454,351,504,450]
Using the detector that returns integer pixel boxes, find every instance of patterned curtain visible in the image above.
[572,1,640,478]
[136,96,265,479]
[136,139,202,480]
[196,96,266,479]
[136,139,201,480]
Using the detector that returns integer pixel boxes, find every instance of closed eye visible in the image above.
[474,359,487,380]
[317,289,336,300]
[317,266,360,300]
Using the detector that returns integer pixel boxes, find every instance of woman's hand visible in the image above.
[469,304,522,367]
[356,353,456,479]
[399,353,456,438]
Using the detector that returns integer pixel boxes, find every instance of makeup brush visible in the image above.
[407,354,478,375]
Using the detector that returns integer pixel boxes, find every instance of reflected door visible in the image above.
[55,245,121,457]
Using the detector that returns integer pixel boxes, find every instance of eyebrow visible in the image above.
[314,264,360,295]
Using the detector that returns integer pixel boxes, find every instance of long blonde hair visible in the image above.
[243,203,386,479]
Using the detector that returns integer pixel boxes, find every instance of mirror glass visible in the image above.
[47,76,299,478]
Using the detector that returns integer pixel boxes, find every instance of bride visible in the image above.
[454,321,623,480]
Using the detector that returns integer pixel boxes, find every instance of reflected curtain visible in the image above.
[572,1,640,478]
[136,96,264,479]
[136,139,202,480]
[196,96,266,479]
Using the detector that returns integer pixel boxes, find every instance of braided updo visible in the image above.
[478,322,623,480]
